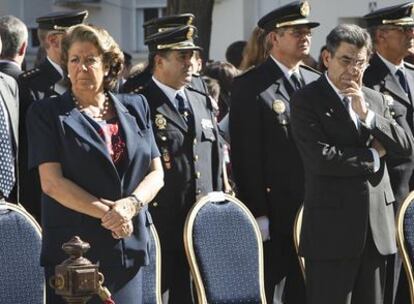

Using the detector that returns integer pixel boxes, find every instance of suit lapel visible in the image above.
[185,87,202,137]
[60,92,114,167]
[0,75,18,146]
[320,75,360,138]
[111,92,141,169]
[148,80,188,133]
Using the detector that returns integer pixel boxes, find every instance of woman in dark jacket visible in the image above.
[26,24,164,304]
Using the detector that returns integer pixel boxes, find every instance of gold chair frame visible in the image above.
[293,204,305,280]
[183,192,267,304]
[396,191,414,303]
[148,223,163,304]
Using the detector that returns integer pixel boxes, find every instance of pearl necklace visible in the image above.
[72,92,110,119]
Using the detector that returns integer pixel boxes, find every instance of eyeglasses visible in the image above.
[334,55,367,70]
[285,29,312,38]
[69,56,103,68]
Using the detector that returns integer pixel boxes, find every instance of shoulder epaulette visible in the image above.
[186,85,209,97]
[299,63,322,75]
[20,67,41,80]
[404,61,414,70]
[234,65,256,78]
[129,85,146,94]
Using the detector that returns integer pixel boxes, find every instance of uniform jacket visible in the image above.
[229,57,320,239]
[26,91,159,268]
[140,79,223,250]
[0,72,19,201]
[364,53,414,205]
[291,75,413,259]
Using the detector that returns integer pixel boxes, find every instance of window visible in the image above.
[136,7,166,52]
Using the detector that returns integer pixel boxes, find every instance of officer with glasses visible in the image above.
[229,1,320,303]
[363,3,414,304]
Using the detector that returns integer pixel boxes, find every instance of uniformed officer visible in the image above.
[140,25,223,303]
[121,13,208,95]
[18,10,87,221]
[229,1,320,303]
[363,3,414,304]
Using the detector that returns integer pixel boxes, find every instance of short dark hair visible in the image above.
[326,24,372,57]
[0,15,28,59]
[225,40,246,68]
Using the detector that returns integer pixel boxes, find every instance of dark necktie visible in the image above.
[291,72,303,91]
[175,93,192,124]
[0,101,15,198]
[396,69,411,99]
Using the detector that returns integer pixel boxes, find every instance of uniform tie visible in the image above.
[396,68,411,98]
[175,93,192,125]
[0,100,15,198]
[291,72,303,91]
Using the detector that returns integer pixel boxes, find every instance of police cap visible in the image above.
[363,2,414,27]
[258,1,319,32]
[36,10,88,31]
[145,25,201,52]
[144,13,195,39]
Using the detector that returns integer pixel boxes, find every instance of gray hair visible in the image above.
[326,24,372,57]
[0,15,28,59]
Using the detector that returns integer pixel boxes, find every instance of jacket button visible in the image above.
[195,172,201,179]
[196,189,202,195]
[161,136,167,141]
[266,187,271,193]
[193,138,197,145]
[194,155,199,161]
[152,201,158,207]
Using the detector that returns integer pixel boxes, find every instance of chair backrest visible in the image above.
[184,192,266,304]
[293,204,305,280]
[142,223,162,304]
[397,191,414,304]
[0,201,44,304]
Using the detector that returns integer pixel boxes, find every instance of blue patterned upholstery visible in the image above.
[403,199,414,270]
[189,196,262,304]
[142,224,161,304]
[0,203,44,304]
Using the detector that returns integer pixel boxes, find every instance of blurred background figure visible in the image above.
[239,26,270,71]
[0,15,28,80]
[225,40,246,69]
[204,60,240,121]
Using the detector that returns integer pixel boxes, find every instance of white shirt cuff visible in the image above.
[362,110,375,129]
[369,148,380,172]
[256,216,270,242]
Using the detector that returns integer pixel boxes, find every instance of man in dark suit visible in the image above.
[17,10,87,221]
[229,1,320,303]
[0,15,28,80]
[0,37,19,204]
[140,25,223,303]
[363,3,414,303]
[291,24,413,304]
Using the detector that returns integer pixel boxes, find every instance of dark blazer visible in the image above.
[229,57,320,239]
[0,61,22,80]
[0,72,19,201]
[291,75,413,260]
[364,53,414,206]
[26,91,160,268]
[140,79,223,251]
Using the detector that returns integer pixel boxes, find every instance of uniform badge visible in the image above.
[383,94,394,106]
[300,1,310,17]
[155,114,167,130]
[272,100,286,114]
[201,118,214,129]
